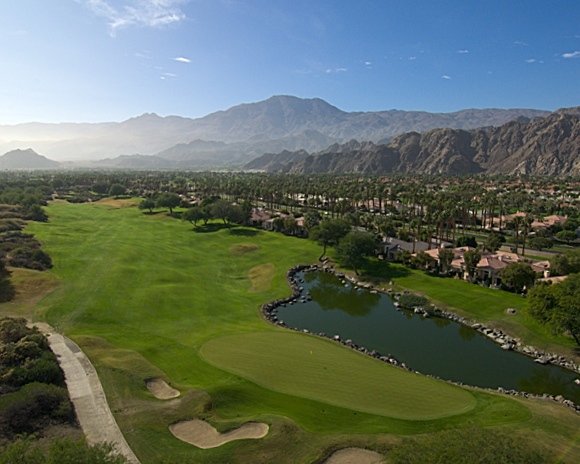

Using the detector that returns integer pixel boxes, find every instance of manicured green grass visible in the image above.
[18,200,576,463]
[201,331,476,420]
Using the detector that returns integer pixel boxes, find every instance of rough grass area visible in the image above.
[247,263,276,293]
[201,331,476,420]
[1,268,60,319]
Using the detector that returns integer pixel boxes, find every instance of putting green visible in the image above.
[201,331,477,420]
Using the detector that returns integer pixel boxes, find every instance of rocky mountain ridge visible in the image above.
[246,112,580,176]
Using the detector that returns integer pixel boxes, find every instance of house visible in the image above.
[249,208,272,228]
[419,247,550,286]
[379,237,452,260]
[531,215,568,230]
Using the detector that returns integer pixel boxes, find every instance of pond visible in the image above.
[275,270,580,404]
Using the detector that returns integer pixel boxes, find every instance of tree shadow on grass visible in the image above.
[229,228,261,237]
[362,260,412,281]
[192,223,230,233]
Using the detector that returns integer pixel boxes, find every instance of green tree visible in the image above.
[0,259,15,303]
[551,249,580,276]
[438,248,454,273]
[455,235,477,248]
[303,210,321,233]
[108,184,125,198]
[394,249,413,266]
[156,193,181,216]
[181,206,206,226]
[310,219,351,260]
[499,262,536,293]
[463,249,481,281]
[210,199,234,225]
[528,274,580,345]
[483,233,504,252]
[335,231,377,275]
[412,251,432,270]
[138,198,156,214]
[555,229,577,244]
[91,182,110,195]
[528,237,553,251]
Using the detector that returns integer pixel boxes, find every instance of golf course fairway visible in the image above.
[20,200,547,463]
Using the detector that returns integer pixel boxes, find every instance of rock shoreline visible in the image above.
[260,264,580,414]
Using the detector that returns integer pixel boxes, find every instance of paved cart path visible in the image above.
[40,326,140,463]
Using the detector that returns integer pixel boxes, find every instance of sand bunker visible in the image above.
[169,419,269,449]
[145,378,180,400]
[324,448,384,464]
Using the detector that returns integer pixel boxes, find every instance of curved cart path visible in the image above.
[42,328,140,463]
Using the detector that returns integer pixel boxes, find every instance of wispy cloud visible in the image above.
[441,75,451,80]
[325,68,347,73]
[408,56,417,60]
[457,49,469,54]
[562,51,580,58]
[514,41,529,46]
[79,0,189,35]
[525,58,543,63]
[174,56,191,63]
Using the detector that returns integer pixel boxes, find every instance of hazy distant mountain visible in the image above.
[0,148,61,170]
[252,111,580,176]
[0,95,550,163]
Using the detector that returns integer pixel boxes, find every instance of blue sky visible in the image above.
[1,0,579,124]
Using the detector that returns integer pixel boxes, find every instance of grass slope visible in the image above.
[17,200,575,463]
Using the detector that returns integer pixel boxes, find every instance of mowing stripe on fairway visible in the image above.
[201,331,476,420]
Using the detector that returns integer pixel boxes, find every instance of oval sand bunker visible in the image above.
[146,378,180,400]
[170,419,269,449]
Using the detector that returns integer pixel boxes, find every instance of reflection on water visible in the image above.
[458,323,476,341]
[278,271,580,404]
[306,271,380,316]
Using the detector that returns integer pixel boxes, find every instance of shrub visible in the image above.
[398,294,428,309]
[0,382,74,435]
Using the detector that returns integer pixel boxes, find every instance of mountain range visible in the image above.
[0,95,550,167]
[246,109,580,176]
[0,148,61,170]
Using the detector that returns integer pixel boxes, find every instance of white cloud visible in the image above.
[325,68,347,73]
[514,41,529,46]
[526,59,537,63]
[79,0,189,35]
[441,75,451,80]
[174,56,191,63]
[562,51,580,58]
[408,56,417,60]
[365,61,372,66]
[457,50,469,54]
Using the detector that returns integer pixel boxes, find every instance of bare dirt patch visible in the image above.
[324,448,384,464]
[229,243,259,255]
[248,263,275,293]
[146,378,180,400]
[96,198,139,208]
[169,419,269,449]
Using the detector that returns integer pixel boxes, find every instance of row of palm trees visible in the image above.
[43,171,578,254]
